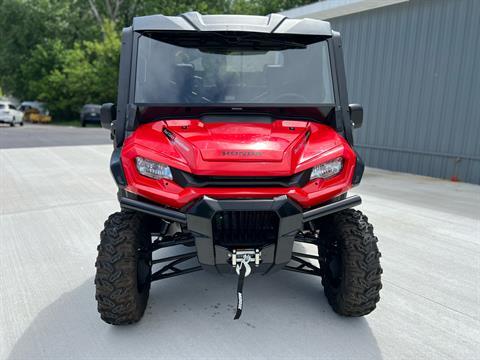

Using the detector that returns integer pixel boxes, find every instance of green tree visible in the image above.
[0,0,100,98]
[22,21,120,119]
[0,0,317,119]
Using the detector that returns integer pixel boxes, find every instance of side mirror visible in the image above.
[349,104,363,129]
[100,103,116,130]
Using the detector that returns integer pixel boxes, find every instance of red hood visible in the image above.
[123,119,348,176]
[165,119,307,162]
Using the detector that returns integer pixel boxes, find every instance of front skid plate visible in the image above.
[186,195,303,274]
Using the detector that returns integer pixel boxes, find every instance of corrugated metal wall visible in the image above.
[329,0,480,184]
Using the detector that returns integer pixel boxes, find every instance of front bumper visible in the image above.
[120,194,361,274]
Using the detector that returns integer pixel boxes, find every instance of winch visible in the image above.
[230,249,261,319]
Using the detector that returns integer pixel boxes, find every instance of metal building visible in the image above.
[284,0,480,184]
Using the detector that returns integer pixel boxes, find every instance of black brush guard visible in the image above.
[120,194,361,275]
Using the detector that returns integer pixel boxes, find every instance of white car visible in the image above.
[0,101,24,126]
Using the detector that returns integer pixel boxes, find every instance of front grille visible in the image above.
[171,168,311,188]
[212,211,279,248]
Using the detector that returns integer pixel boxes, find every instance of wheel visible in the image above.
[81,120,86,127]
[315,209,382,316]
[95,211,152,325]
[10,118,15,127]
[20,122,24,126]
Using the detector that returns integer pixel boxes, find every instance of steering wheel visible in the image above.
[273,93,308,103]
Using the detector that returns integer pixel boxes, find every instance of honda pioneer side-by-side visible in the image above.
[95,12,382,324]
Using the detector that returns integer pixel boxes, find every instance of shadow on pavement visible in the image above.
[9,270,381,359]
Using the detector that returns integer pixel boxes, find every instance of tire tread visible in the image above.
[318,209,382,316]
[95,211,151,325]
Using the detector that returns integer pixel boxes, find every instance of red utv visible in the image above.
[96,12,382,324]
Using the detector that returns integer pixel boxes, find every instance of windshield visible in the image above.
[134,34,334,106]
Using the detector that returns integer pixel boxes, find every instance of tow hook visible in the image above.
[230,249,261,319]
[231,249,260,276]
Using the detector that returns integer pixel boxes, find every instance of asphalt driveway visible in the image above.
[0,123,111,149]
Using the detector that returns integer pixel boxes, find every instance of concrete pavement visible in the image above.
[0,144,479,359]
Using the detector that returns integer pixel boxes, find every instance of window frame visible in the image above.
[131,34,337,108]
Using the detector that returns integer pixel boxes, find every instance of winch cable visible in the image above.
[234,264,247,320]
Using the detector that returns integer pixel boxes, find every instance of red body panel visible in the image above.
[121,119,356,209]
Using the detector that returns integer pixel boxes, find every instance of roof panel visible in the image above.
[132,11,332,36]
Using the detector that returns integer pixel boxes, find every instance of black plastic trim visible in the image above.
[137,106,335,126]
[171,168,312,188]
[110,148,127,187]
[330,31,353,145]
[115,27,133,147]
[352,150,365,186]
[186,196,303,273]
[134,102,335,108]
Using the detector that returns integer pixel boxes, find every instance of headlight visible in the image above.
[135,157,173,180]
[310,157,343,180]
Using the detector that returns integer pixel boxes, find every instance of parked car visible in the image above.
[0,101,24,126]
[80,104,101,127]
[19,101,52,123]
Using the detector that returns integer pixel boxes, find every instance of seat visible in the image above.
[172,63,195,102]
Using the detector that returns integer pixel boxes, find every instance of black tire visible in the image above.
[95,211,152,325]
[20,122,24,126]
[316,209,382,316]
[81,121,86,127]
[10,119,15,127]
